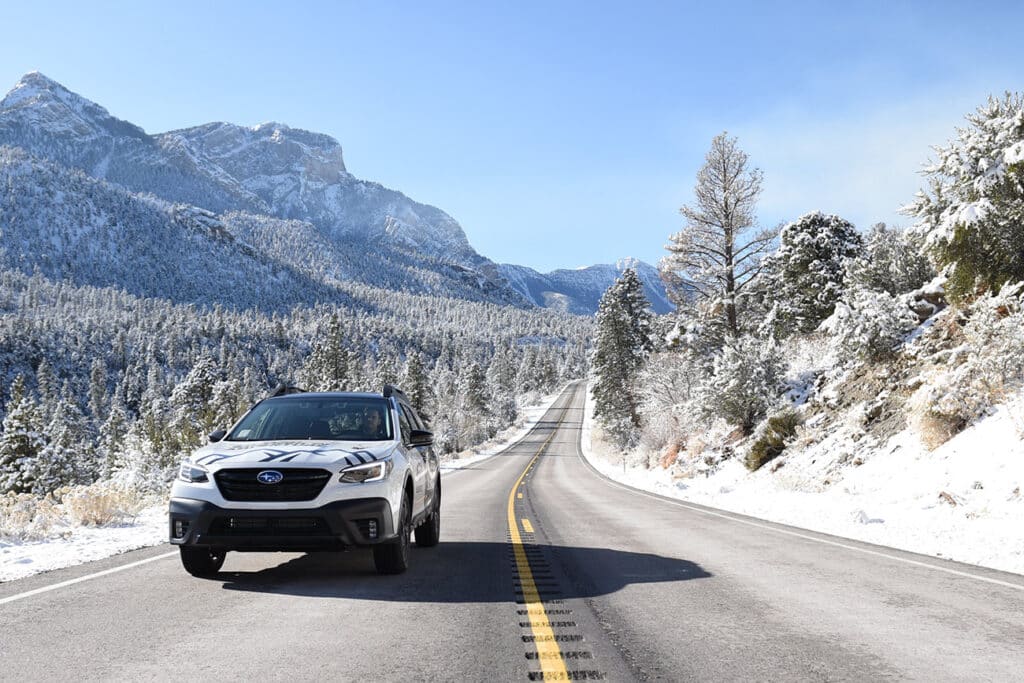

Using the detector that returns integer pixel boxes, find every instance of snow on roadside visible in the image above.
[1,505,167,582]
[0,387,567,583]
[580,383,1024,576]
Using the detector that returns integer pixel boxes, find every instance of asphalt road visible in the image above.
[2,381,1024,681]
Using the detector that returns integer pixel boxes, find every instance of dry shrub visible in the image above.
[0,493,61,541]
[912,411,965,450]
[58,481,148,527]
[659,443,680,469]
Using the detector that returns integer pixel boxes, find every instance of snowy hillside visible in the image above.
[0,72,524,306]
[582,377,1024,575]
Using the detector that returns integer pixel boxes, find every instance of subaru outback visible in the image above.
[168,385,440,576]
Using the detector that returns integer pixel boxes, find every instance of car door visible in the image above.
[397,405,427,514]
[408,405,439,495]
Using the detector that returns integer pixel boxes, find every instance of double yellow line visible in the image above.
[506,391,573,679]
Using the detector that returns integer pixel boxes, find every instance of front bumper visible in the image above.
[168,497,396,552]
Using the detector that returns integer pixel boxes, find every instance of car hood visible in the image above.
[188,440,397,469]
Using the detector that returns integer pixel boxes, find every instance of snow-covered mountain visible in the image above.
[499,258,673,315]
[0,72,667,314]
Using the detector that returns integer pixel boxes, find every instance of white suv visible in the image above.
[168,385,440,576]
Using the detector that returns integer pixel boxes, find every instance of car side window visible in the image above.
[402,405,419,431]
[397,406,413,444]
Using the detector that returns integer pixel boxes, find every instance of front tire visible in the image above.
[374,495,411,574]
[179,546,226,578]
[414,479,441,548]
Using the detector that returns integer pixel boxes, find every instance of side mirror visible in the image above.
[409,429,433,447]
[208,429,227,443]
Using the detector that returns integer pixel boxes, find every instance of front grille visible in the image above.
[214,468,331,502]
[208,516,330,536]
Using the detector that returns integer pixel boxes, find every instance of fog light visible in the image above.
[367,520,378,539]
[173,519,190,539]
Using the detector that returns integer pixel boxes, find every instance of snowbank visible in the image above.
[581,383,1024,575]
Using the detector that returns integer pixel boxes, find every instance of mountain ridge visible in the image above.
[0,72,670,315]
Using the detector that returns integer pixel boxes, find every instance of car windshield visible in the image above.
[226,397,394,442]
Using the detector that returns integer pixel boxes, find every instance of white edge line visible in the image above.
[570,392,1024,593]
[0,550,178,607]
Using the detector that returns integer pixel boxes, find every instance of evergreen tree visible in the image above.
[757,211,864,336]
[170,356,220,448]
[456,361,492,445]
[591,269,654,447]
[305,313,350,390]
[402,351,431,418]
[0,375,46,494]
[661,133,777,338]
[37,385,93,491]
[88,358,108,421]
[99,396,130,477]
[905,92,1024,301]
[847,223,935,295]
[35,358,57,407]
[699,335,784,433]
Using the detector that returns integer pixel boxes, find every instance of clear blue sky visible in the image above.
[1,1,1021,272]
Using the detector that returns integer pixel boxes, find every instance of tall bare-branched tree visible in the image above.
[661,133,777,337]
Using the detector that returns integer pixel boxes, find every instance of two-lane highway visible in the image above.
[3,381,1024,680]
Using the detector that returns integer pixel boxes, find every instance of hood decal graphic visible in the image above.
[196,446,388,468]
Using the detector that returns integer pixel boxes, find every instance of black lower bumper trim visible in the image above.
[168,498,395,550]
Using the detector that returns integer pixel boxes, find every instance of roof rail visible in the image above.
[269,383,307,398]
[382,384,408,401]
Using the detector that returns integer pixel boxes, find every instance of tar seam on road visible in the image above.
[508,394,572,681]
[0,551,178,607]
[570,396,1024,593]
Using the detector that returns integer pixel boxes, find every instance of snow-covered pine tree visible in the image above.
[88,358,108,421]
[820,288,919,362]
[304,313,350,391]
[98,395,129,478]
[456,360,492,445]
[847,223,935,295]
[757,211,863,336]
[485,344,517,425]
[169,356,220,449]
[401,351,431,419]
[661,132,777,338]
[698,335,784,433]
[591,268,654,447]
[0,375,47,494]
[904,92,1024,301]
[36,385,94,492]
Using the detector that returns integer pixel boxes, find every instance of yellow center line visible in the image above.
[521,518,534,534]
[507,391,573,680]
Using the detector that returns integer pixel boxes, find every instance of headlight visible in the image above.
[339,458,392,483]
[178,461,209,483]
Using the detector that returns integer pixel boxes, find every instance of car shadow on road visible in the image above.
[215,540,710,602]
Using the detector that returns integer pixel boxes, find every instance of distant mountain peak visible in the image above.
[3,71,74,108]
[1,71,148,140]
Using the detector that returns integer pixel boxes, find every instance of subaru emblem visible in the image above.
[257,470,284,484]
